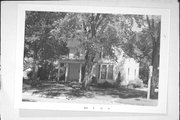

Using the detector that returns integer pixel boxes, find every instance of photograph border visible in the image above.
[14,4,170,114]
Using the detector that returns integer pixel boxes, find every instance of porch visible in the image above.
[58,59,85,83]
[57,59,115,84]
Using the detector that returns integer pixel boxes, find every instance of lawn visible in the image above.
[22,81,158,106]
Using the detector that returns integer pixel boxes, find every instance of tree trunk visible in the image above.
[81,63,92,89]
[146,16,160,99]
[150,68,158,98]
[147,66,152,99]
[82,72,92,89]
[81,61,97,90]
[32,42,39,81]
[32,61,38,81]
[150,37,159,99]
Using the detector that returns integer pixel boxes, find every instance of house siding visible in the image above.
[94,58,139,86]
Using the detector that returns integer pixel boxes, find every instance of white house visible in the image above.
[57,39,140,86]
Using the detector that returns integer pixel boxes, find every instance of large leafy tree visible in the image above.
[118,15,161,98]
[146,15,161,98]
[79,13,120,89]
[24,11,69,80]
[52,13,143,89]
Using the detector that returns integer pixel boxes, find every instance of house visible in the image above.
[57,39,139,86]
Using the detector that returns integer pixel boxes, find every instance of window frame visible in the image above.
[99,64,114,80]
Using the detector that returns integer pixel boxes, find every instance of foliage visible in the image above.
[52,13,122,88]
[139,63,149,84]
[24,11,70,81]
[128,78,144,89]
[113,15,161,98]
[52,13,119,60]
[24,11,69,61]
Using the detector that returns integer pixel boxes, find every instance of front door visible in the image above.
[68,63,80,81]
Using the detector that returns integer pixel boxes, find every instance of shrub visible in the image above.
[91,76,97,84]
[128,79,144,88]
[97,81,115,88]
[139,63,149,85]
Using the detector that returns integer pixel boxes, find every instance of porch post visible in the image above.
[106,65,108,80]
[79,63,82,83]
[65,63,68,82]
[57,60,61,81]
[99,64,102,79]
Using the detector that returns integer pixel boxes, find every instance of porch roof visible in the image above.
[59,59,85,64]
[59,59,116,64]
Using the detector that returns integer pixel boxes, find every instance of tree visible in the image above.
[24,11,69,81]
[52,13,156,89]
[117,15,161,98]
[146,15,161,98]
[52,13,122,89]
[80,14,120,89]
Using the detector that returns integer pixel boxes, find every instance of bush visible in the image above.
[91,76,97,84]
[97,81,115,88]
[139,63,149,85]
[128,79,144,88]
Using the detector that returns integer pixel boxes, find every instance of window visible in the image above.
[128,68,130,80]
[107,65,113,79]
[100,64,113,80]
[100,65,107,79]
[134,69,136,79]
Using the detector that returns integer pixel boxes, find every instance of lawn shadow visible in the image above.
[27,81,94,99]
[23,81,156,100]
[90,87,147,99]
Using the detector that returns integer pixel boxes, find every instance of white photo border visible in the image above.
[14,4,170,114]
